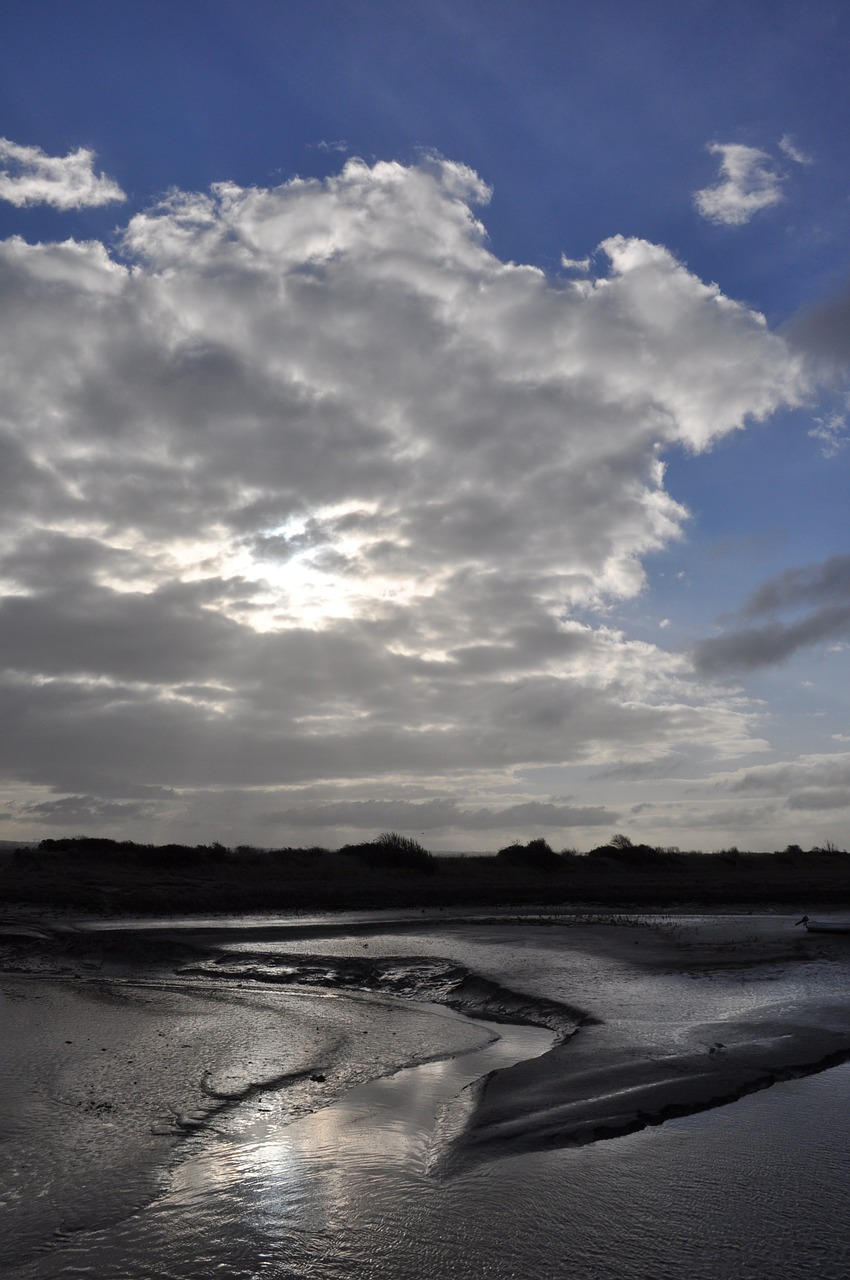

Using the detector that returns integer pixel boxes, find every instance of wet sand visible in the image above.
[429,911,850,1171]
[0,921,493,1268]
[3,906,850,1275]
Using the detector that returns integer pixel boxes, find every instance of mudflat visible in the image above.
[2,906,849,1276]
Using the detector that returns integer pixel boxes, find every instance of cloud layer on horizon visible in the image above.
[0,155,810,844]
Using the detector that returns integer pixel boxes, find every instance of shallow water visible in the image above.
[5,911,850,1278]
[2,1002,553,1278]
[10,1064,850,1279]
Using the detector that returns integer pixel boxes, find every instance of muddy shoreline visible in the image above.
[4,906,850,1195]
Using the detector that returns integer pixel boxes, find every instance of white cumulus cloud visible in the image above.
[0,138,125,209]
[694,142,785,226]
[0,155,808,845]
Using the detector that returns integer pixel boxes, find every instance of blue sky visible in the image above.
[0,0,848,850]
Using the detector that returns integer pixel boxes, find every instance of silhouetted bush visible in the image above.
[339,831,434,871]
[609,833,633,850]
[497,838,563,871]
[39,836,132,857]
[587,840,666,865]
[809,841,848,858]
[714,847,741,863]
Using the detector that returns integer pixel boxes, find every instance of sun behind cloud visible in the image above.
[0,153,813,845]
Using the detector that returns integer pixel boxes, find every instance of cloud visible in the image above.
[693,607,850,673]
[0,155,807,842]
[808,409,849,457]
[778,134,813,166]
[741,556,850,616]
[259,798,616,833]
[15,795,161,826]
[710,754,850,815]
[787,788,850,811]
[560,253,591,272]
[787,282,850,372]
[0,138,125,209]
[694,556,850,673]
[694,143,785,226]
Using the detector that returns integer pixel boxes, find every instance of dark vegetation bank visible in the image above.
[2,830,850,913]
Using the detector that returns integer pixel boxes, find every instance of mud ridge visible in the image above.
[431,1016,850,1176]
[177,951,591,1042]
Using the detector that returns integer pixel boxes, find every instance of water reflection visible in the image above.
[169,1017,553,1266]
[13,913,850,1280]
[155,1061,850,1280]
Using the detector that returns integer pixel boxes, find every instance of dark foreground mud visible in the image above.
[433,1006,850,1174]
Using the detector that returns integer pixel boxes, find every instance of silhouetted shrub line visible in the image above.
[0,830,847,912]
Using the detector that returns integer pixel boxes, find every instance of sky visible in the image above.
[1,0,849,853]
